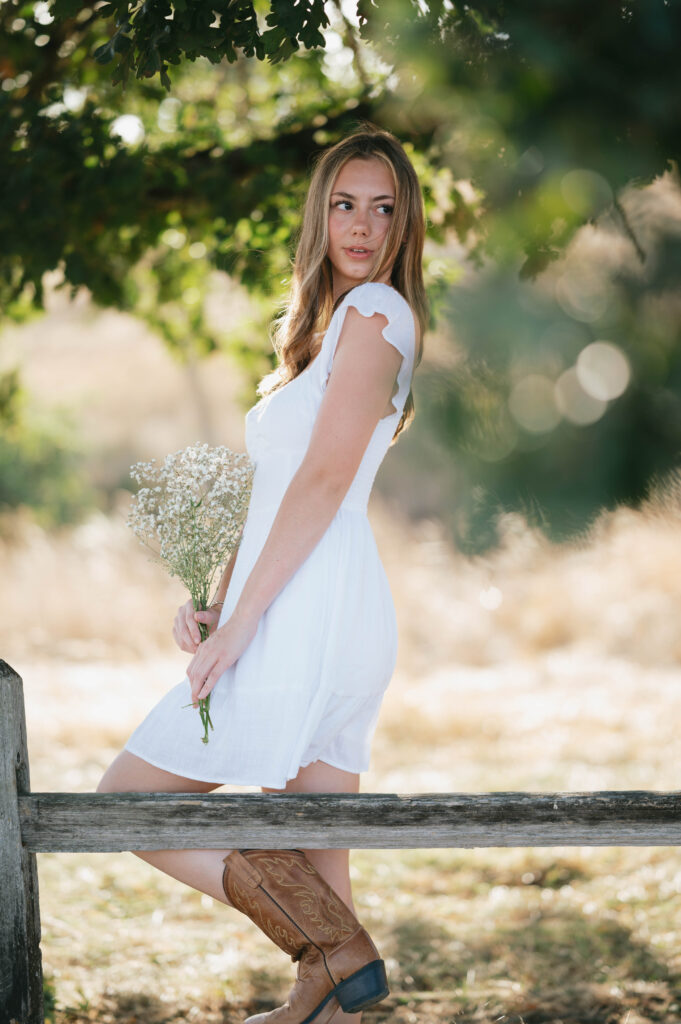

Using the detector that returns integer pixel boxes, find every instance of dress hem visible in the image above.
[123,741,368,789]
[297,752,370,777]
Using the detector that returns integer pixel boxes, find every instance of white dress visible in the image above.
[124,282,417,788]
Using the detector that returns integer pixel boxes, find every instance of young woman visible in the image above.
[98,124,428,1024]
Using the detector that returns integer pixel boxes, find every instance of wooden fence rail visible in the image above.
[4,659,681,1024]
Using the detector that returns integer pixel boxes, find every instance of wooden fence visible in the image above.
[4,658,681,1024]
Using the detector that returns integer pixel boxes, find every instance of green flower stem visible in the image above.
[194,597,214,744]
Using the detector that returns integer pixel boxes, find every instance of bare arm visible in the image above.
[185,306,403,700]
[212,526,244,606]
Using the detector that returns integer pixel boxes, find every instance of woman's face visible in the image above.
[327,157,396,298]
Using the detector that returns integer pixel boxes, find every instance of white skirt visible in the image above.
[124,503,398,788]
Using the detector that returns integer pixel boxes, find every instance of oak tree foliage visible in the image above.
[2,1,680,547]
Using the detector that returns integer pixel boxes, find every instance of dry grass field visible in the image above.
[3,287,681,1023]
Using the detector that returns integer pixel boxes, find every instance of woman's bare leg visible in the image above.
[262,759,364,1024]
[96,750,236,905]
[262,758,359,911]
[99,752,369,1020]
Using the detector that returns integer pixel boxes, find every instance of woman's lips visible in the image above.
[344,246,374,260]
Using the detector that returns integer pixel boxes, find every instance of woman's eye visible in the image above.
[331,200,393,214]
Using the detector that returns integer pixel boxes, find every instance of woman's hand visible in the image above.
[172,599,223,654]
[186,611,259,704]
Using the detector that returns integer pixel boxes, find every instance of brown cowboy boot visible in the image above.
[222,848,389,1024]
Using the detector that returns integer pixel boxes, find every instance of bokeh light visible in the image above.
[157,97,181,134]
[554,367,608,425]
[576,340,631,401]
[555,269,613,323]
[508,374,561,433]
[109,114,145,146]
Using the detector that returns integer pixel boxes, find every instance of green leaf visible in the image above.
[93,41,114,65]
[112,32,132,55]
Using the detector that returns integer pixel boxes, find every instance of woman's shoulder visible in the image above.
[340,281,414,323]
[336,282,417,366]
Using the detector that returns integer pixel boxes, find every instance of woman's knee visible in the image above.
[277,759,360,795]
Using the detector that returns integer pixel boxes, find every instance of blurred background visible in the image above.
[3,2,681,1022]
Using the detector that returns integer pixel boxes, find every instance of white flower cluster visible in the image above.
[127,442,255,609]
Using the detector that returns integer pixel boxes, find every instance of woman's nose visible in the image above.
[351,208,370,234]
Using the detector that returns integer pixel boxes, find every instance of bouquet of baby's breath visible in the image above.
[127,443,254,743]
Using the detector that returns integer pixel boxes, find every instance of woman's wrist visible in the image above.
[231,601,261,630]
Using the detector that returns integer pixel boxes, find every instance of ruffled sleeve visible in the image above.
[320,282,417,417]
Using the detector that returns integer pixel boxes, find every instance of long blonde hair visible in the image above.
[264,123,428,443]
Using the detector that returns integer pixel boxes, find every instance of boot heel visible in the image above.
[334,959,389,1012]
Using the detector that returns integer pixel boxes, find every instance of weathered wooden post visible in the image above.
[1,661,44,1024]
